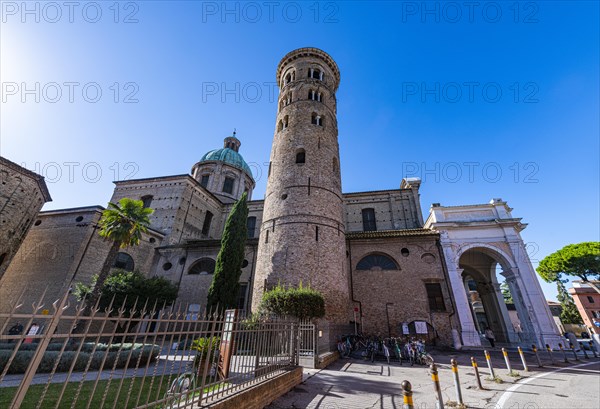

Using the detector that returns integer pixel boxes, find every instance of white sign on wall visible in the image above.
[415,321,428,334]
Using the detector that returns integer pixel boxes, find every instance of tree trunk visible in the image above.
[87,240,122,309]
[73,241,121,335]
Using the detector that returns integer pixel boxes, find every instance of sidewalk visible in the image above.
[267,348,600,409]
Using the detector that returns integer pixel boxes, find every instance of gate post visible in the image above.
[10,291,71,408]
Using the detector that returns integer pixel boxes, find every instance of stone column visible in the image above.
[440,240,481,347]
[508,240,562,347]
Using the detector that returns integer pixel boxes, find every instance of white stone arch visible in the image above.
[425,200,562,348]
[453,243,516,272]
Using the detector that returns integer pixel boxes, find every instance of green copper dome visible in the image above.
[199,136,253,178]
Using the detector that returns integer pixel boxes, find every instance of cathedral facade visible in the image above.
[0,48,561,348]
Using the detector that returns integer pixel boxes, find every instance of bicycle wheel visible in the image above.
[423,353,435,366]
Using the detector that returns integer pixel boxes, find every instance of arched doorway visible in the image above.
[459,247,527,345]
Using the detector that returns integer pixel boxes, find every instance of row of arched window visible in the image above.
[278,89,324,111]
[281,67,325,88]
[278,112,325,132]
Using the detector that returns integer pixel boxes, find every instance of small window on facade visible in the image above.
[285,73,292,85]
[588,296,595,303]
[113,252,134,271]
[237,283,248,310]
[296,149,306,164]
[268,162,272,177]
[202,211,213,236]
[425,283,446,312]
[247,216,257,238]
[278,120,284,132]
[362,208,377,231]
[309,90,314,100]
[315,226,319,241]
[141,195,153,208]
[222,177,234,194]
[265,230,269,243]
[283,115,289,129]
[200,174,210,188]
[188,258,216,275]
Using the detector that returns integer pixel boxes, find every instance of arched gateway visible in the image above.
[425,199,562,348]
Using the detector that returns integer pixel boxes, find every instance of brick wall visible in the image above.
[207,366,302,409]
[348,232,454,346]
[0,157,51,281]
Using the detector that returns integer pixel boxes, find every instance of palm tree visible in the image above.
[86,198,154,309]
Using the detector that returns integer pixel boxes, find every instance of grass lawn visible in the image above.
[0,376,177,408]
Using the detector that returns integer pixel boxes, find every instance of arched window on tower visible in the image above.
[356,253,399,271]
[308,90,314,100]
[311,113,323,127]
[285,72,292,85]
[295,149,306,164]
[309,68,323,81]
[283,115,289,129]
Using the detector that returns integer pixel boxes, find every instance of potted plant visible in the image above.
[191,336,220,376]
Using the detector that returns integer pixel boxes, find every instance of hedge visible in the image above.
[0,342,150,353]
[260,283,325,320]
[0,345,160,374]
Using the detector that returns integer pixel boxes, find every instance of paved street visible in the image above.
[268,350,600,409]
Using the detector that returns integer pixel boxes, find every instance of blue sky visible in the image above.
[1,1,598,301]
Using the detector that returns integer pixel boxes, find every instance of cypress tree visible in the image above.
[556,281,583,325]
[206,192,249,312]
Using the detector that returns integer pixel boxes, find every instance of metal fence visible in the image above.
[0,290,299,408]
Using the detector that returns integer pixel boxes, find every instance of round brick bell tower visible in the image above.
[252,48,350,324]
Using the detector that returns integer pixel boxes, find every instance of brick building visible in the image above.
[0,48,562,348]
[569,281,600,334]
[0,157,51,281]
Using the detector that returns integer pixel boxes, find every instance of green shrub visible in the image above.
[191,337,220,369]
[260,283,325,320]
[0,350,34,374]
[0,345,160,374]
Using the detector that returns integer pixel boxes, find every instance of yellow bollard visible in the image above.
[471,357,483,389]
[532,345,543,367]
[451,359,464,406]
[558,343,568,363]
[545,344,556,365]
[518,346,529,372]
[401,380,414,409]
[484,349,495,378]
[570,343,580,361]
[590,341,599,358]
[430,363,444,409]
[502,347,513,374]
